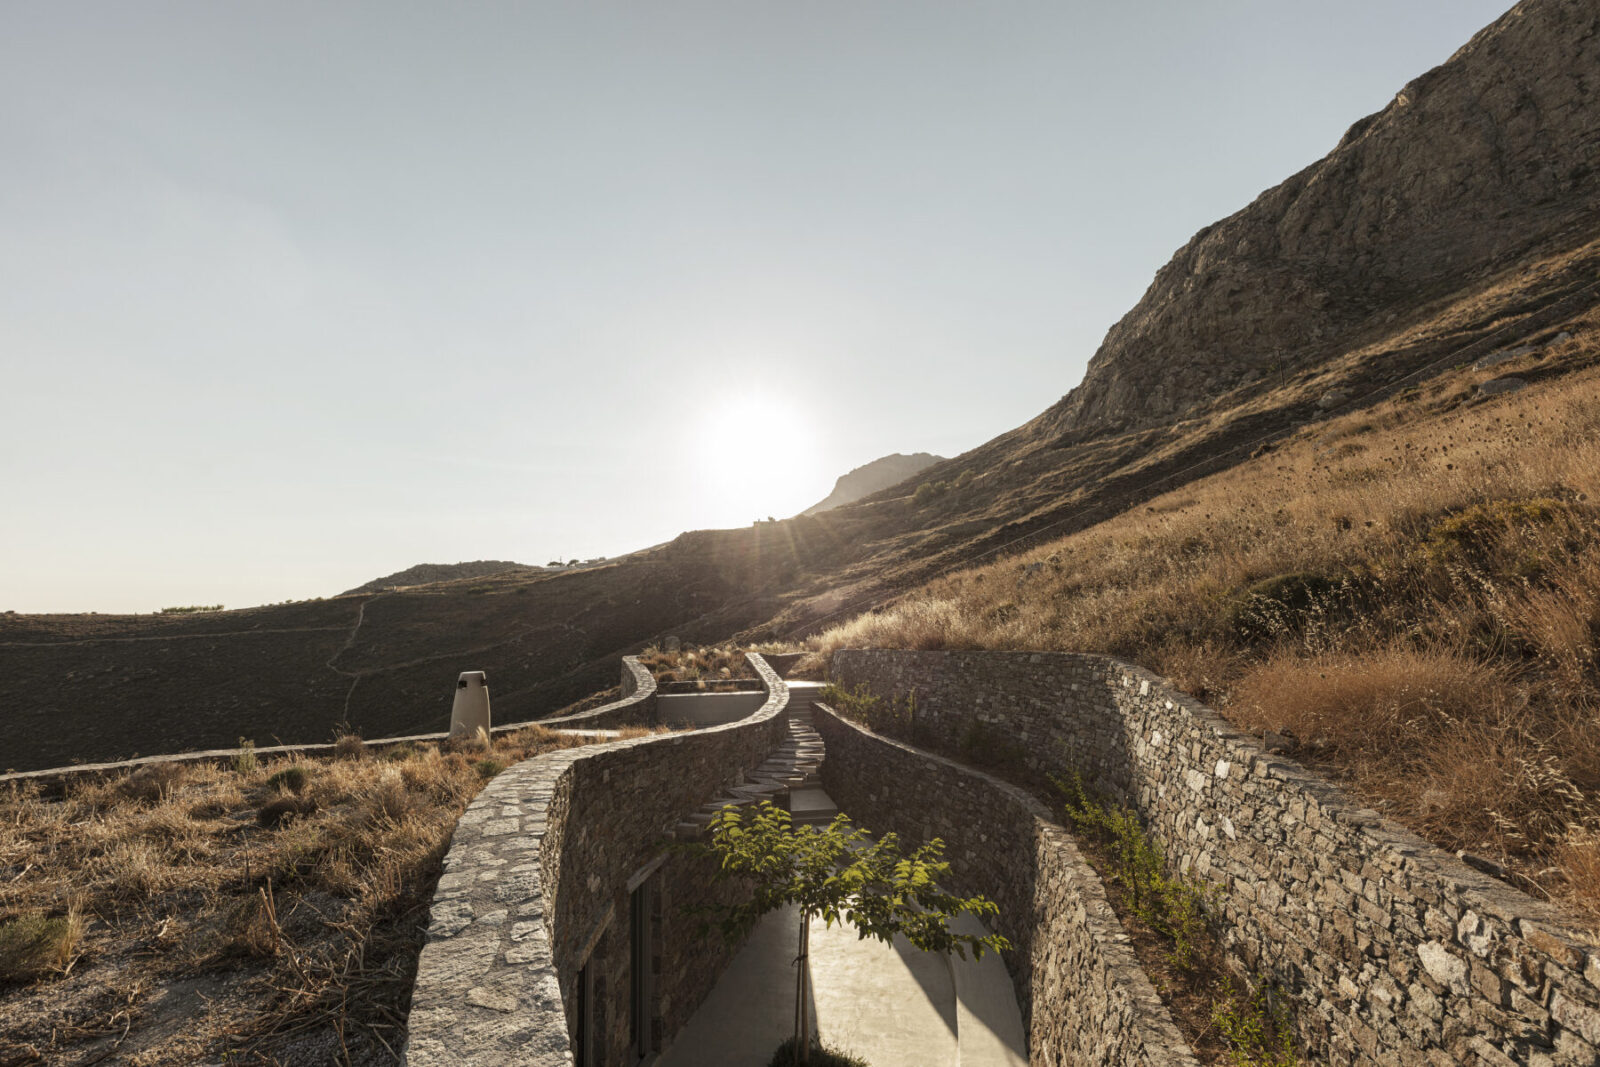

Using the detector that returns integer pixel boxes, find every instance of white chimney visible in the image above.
[450,670,491,739]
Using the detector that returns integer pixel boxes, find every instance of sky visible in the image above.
[0,1,1513,614]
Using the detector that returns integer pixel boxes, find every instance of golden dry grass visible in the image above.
[810,326,1600,916]
[0,723,655,1064]
[637,644,755,686]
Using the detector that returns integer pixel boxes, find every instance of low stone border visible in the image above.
[403,654,790,1065]
[832,648,1600,1066]
[814,701,1199,1067]
[1,658,658,793]
[535,655,657,730]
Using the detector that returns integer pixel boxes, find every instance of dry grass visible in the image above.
[810,327,1600,916]
[637,644,755,686]
[0,723,643,1064]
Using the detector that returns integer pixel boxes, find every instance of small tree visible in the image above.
[700,801,1008,1065]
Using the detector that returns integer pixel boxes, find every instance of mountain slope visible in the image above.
[802,453,945,515]
[343,561,540,596]
[1044,0,1600,444]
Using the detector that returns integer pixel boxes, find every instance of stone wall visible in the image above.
[404,654,789,1066]
[831,649,1600,1067]
[656,690,767,726]
[814,703,1199,1066]
[537,656,658,729]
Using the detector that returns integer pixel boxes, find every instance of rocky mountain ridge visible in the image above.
[1045,0,1600,445]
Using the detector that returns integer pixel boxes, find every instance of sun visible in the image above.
[690,392,822,524]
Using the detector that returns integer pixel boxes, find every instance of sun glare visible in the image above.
[691,393,822,524]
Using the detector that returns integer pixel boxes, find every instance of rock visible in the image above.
[1038,0,1600,443]
[664,636,680,652]
[1418,941,1471,995]
[1478,377,1527,397]
[1318,388,1353,409]
[1475,344,1538,370]
[1456,849,1507,880]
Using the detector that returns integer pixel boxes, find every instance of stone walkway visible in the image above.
[657,896,1027,1067]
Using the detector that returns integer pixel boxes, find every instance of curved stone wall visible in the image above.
[536,655,658,729]
[404,654,788,1066]
[831,649,1600,1066]
[814,702,1198,1066]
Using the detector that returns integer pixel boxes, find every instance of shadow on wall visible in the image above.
[829,649,1600,1066]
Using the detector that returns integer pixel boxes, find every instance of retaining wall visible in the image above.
[814,702,1198,1066]
[404,654,789,1066]
[831,649,1600,1067]
[656,690,768,726]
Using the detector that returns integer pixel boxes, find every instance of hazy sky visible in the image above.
[2,1,1511,614]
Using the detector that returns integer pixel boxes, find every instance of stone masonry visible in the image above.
[404,655,790,1065]
[832,649,1600,1066]
[814,702,1199,1067]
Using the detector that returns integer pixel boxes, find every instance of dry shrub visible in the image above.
[333,732,366,760]
[95,838,170,897]
[222,887,282,958]
[1228,647,1505,762]
[613,724,673,741]
[1500,555,1600,687]
[117,762,187,805]
[1558,833,1600,922]
[442,728,490,756]
[366,769,417,824]
[638,643,755,680]
[256,794,317,828]
[265,764,311,794]
[133,802,207,848]
[0,906,85,982]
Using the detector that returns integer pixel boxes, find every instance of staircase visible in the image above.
[782,682,840,826]
[673,680,838,838]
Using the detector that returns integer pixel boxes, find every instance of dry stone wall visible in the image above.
[831,649,1600,1066]
[536,656,658,729]
[814,703,1198,1067]
[404,654,788,1066]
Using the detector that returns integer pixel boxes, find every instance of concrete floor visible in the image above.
[658,906,1027,1067]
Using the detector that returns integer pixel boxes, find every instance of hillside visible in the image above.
[801,452,944,515]
[341,560,540,596]
[2,0,1597,774]
[807,321,1600,914]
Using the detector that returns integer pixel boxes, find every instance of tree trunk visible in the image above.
[793,910,804,1055]
[799,911,812,1064]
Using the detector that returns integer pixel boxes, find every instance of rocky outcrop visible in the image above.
[802,452,945,514]
[1048,0,1600,442]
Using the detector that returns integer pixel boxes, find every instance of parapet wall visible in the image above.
[814,703,1198,1067]
[831,649,1600,1067]
[404,654,788,1065]
[536,656,659,729]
